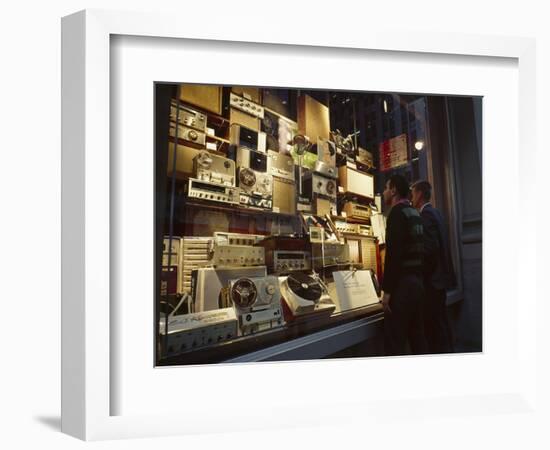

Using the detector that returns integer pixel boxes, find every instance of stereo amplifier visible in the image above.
[229,92,264,119]
[342,202,372,220]
[187,178,240,205]
[159,307,238,355]
[169,122,206,146]
[170,103,207,131]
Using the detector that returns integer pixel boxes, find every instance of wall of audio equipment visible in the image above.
[158,84,389,362]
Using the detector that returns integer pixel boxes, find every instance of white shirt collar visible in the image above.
[420,202,432,213]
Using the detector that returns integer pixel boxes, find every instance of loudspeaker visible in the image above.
[338,166,375,199]
[314,197,334,216]
[272,177,296,215]
[230,107,260,131]
[179,84,222,115]
[167,142,202,179]
[262,88,297,121]
[298,94,330,142]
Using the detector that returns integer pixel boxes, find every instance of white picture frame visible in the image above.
[61,9,537,441]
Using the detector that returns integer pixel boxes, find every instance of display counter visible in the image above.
[158,304,383,365]
[156,85,388,366]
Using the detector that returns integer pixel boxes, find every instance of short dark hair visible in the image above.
[388,174,410,198]
[411,180,432,201]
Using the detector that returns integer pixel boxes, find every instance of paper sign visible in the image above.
[379,133,408,171]
[333,270,380,312]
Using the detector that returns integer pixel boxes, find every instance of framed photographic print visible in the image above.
[62,8,537,441]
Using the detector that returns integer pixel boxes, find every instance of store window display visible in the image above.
[154,84,482,365]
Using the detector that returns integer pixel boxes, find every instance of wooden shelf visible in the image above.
[184,198,299,221]
[205,134,230,144]
[158,304,383,366]
[331,214,371,224]
[337,191,375,202]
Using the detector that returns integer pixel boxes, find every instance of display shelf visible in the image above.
[337,191,375,203]
[183,198,300,221]
[226,312,383,363]
[205,134,230,144]
[157,304,383,365]
[331,214,371,224]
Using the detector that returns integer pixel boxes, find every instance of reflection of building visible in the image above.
[332,92,482,351]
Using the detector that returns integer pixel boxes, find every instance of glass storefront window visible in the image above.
[154,84,481,365]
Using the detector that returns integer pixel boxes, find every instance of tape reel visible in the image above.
[230,278,258,308]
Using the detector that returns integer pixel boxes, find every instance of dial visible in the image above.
[265,284,276,295]
[239,168,256,187]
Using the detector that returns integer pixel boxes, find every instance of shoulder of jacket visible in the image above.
[401,205,420,219]
[421,205,438,218]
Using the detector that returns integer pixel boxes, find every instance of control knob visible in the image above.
[265,284,276,295]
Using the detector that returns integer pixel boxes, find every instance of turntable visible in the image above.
[279,272,335,317]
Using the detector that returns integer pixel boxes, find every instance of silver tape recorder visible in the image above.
[228,275,285,334]
[193,266,268,312]
[238,168,274,209]
[193,150,236,186]
[302,171,337,200]
[187,178,240,205]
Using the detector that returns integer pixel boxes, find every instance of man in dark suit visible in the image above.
[411,180,456,353]
[381,175,427,356]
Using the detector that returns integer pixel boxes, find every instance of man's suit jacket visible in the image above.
[420,204,457,290]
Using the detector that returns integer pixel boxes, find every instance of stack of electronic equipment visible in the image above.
[255,234,337,322]
[160,86,386,357]
[193,231,285,337]
[160,230,381,356]
[168,87,379,221]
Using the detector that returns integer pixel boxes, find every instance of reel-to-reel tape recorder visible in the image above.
[193,150,236,186]
[228,275,285,334]
[237,167,273,209]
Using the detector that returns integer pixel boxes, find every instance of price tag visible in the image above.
[272,207,280,213]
